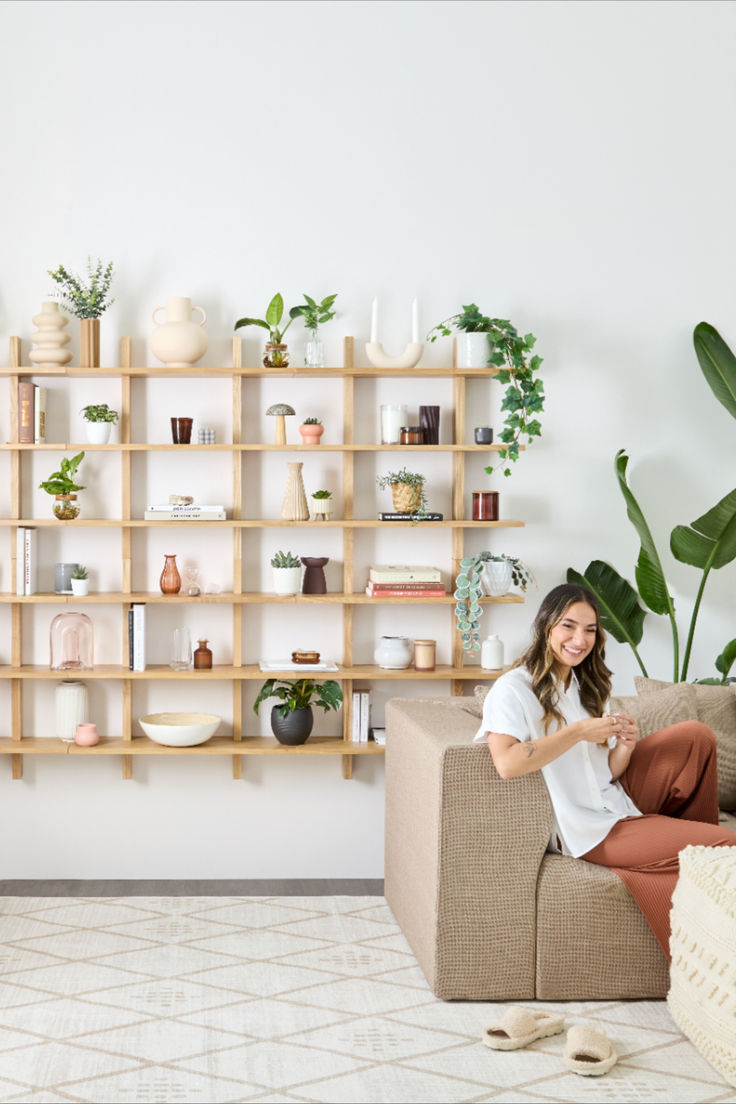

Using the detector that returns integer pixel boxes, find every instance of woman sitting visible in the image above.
[475,582,736,959]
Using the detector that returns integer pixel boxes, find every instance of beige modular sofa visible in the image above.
[385,680,736,1001]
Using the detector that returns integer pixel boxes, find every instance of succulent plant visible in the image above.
[312,489,332,499]
[270,550,302,569]
[303,417,322,425]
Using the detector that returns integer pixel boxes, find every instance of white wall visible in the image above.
[0,0,734,878]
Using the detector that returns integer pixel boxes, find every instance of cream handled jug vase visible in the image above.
[150,296,208,368]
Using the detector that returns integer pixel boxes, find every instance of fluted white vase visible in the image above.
[55,680,89,743]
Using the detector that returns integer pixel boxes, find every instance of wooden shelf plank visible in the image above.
[0,365,498,380]
[0,736,384,757]
[0,591,524,605]
[0,518,526,529]
[0,664,505,680]
[1,442,521,453]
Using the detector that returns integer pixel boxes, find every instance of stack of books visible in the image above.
[127,603,146,671]
[365,564,445,598]
[144,503,226,521]
[378,511,443,521]
[352,690,371,742]
[17,383,46,444]
[15,527,37,595]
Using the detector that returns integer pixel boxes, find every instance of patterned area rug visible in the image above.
[0,896,733,1103]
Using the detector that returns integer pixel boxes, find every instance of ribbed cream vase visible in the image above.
[280,462,309,521]
[55,680,89,743]
[29,301,72,367]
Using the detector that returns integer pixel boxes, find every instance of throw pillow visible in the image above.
[635,677,736,810]
[456,684,493,719]
[610,681,698,741]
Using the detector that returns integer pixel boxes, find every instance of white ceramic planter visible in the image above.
[457,332,491,369]
[374,635,413,669]
[70,578,89,596]
[480,559,513,597]
[311,499,333,520]
[272,566,301,595]
[84,421,112,444]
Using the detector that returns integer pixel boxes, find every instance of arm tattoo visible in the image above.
[526,743,537,758]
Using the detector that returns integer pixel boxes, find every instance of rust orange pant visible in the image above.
[581,721,736,960]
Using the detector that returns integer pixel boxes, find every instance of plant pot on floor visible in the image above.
[270,704,313,745]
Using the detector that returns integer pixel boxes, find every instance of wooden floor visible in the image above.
[0,879,384,896]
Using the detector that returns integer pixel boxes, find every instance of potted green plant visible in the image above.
[299,416,324,445]
[291,293,338,367]
[376,467,428,520]
[310,489,333,520]
[80,403,119,445]
[254,677,343,745]
[70,564,89,597]
[47,258,115,369]
[455,553,535,650]
[39,452,86,520]
[234,293,299,368]
[428,305,544,478]
[271,549,302,595]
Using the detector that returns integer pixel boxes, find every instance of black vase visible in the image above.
[270,704,314,745]
[419,405,440,445]
[301,556,328,594]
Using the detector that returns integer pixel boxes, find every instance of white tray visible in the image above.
[259,660,339,672]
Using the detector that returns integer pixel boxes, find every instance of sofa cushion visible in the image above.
[610,680,698,740]
[635,677,736,810]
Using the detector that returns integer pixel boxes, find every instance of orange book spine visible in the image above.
[18,382,34,443]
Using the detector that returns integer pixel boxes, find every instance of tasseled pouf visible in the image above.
[668,845,736,1087]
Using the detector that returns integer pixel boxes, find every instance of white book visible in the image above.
[33,386,46,444]
[143,510,226,521]
[132,603,146,671]
[352,691,362,743]
[359,690,371,743]
[369,564,442,583]
[15,527,25,596]
[147,504,226,512]
[24,527,37,595]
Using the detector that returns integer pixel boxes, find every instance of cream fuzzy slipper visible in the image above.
[482,1006,565,1051]
[564,1024,618,1075]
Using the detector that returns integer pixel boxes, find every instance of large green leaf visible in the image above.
[567,562,647,647]
[693,321,736,421]
[716,638,736,678]
[615,450,674,616]
[265,293,284,329]
[670,487,736,569]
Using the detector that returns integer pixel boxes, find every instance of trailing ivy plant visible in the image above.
[427,304,545,476]
[455,552,535,650]
[48,258,115,319]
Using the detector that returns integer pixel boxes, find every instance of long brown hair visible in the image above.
[513,583,612,733]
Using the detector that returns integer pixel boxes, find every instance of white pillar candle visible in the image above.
[411,298,419,342]
[380,404,408,444]
[370,297,378,342]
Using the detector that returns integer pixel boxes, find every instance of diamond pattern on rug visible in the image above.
[0,896,731,1103]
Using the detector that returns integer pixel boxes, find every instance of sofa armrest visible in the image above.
[385,697,553,999]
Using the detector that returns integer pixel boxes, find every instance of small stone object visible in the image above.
[197,428,216,444]
[169,495,194,505]
[266,403,296,445]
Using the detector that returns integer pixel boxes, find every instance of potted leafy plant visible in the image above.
[376,467,428,519]
[455,553,535,650]
[234,293,298,368]
[310,489,333,520]
[253,677,343,745]
[47,258,115,369]
[428,305,544,478]
[271,550,302,595]
[299,417,324,445]
[39,452,86,520]
[80,403,119,445]
[291,292,338,367]
[70,565,89,597]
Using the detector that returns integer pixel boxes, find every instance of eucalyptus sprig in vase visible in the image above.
[48,258,115,369]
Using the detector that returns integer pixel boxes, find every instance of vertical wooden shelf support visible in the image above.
[451,361,466,696]
[342,337,355,779]
[9,336,22,778]
[120,338,133,780]
[232,338,243,779]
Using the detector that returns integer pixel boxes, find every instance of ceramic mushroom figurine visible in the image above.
[266,403,296,446]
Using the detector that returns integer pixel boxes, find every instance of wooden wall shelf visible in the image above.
[1,334,526,780]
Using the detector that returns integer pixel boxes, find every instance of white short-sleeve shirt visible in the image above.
[473,666,640,858]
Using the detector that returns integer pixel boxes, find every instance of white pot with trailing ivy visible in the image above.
[428,306,544,476]
[271,550,302,595]
[455,553,535,651]
[80,403,118,445]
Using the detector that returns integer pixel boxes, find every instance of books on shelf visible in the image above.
[128,603,146,671]
[352,690,371,743]
[144,503,226,521]
[15,527,37,595]
[378,512,443,521]
[17,383,47,444]
[365,584,447,597]
[369,565,442,583]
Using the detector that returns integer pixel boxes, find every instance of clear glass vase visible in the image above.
[304,328,324,368]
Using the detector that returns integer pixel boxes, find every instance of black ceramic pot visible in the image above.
[270,704,314,745]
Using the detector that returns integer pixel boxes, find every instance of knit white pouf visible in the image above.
[668,845,736,1087]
